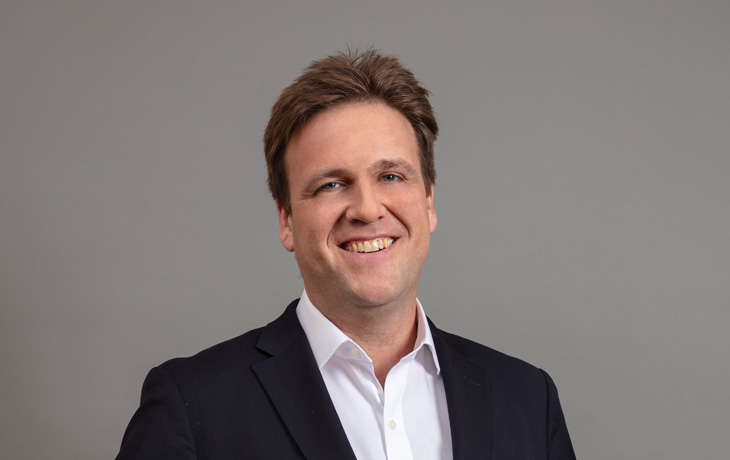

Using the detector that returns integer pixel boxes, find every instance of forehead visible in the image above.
[285,102,418,167]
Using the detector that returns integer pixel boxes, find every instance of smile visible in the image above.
[342,237,394,253]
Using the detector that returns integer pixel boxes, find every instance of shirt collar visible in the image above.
[295,289,441,374]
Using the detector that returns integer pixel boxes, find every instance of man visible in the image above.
[116,49,576,459]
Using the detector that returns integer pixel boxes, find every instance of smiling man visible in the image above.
[280,102,437,386]
[117,50,576,460]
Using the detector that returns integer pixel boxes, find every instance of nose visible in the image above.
[345,182,385,223]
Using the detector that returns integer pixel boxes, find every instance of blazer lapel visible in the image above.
[431,322,492,460]
[252,301,357,460]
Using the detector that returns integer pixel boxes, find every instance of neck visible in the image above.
[341,305,419,386]
[310,292,420,387]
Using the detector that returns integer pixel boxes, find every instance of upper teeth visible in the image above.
[345,238,393,253]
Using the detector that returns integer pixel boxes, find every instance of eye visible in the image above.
[382,174,399,182]
[319,182,340,191]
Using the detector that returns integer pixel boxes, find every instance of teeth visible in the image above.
[344,238,394,253]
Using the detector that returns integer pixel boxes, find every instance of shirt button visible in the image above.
[388,420,397,430]
[351,348,361,359]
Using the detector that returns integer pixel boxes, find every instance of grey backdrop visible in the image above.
[2,1,728,458]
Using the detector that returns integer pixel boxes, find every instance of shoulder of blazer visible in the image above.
[428,317,546,382]
[158,299,303,383]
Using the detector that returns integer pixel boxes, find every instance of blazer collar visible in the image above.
[430,320,493,460]
[252,300,357,460]
[252,301,492,460]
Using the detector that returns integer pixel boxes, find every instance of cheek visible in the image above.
[392,193,431,222]
[293,208,340,246]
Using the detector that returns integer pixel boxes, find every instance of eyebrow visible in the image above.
[302,168,349,194]
[301,159,420,195]
[368,159,419,177]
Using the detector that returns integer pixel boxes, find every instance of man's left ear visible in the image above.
[427,185,437,234]
[276,201,295,252]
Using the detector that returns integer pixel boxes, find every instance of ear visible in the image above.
[427,185,437,234]
[276,201,295,252]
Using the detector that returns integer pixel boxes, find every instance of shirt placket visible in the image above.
[382,357,414,460]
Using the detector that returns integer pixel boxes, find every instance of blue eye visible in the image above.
[382,174,398,182]
[320,182,340,190]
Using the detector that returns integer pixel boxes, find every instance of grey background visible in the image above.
[1,0,728,458]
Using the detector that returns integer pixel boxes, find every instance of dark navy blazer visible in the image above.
[117,300,576,459]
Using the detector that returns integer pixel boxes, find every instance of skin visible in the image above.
[277,102,437,385]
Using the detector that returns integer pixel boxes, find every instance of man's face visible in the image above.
[277,102,437,313]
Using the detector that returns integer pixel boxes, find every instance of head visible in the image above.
[264,49,438,214]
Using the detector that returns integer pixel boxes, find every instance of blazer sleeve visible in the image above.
[116,366,197,460]
[542,369,577,460]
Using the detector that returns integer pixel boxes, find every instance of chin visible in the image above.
[344,284,412,309]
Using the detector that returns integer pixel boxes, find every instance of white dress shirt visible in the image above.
[296,290,453,460]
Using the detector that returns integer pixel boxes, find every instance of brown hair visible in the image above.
[264,49,438,213]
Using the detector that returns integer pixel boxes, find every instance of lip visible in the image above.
[338,235,396,246]
[337,236,398,253]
